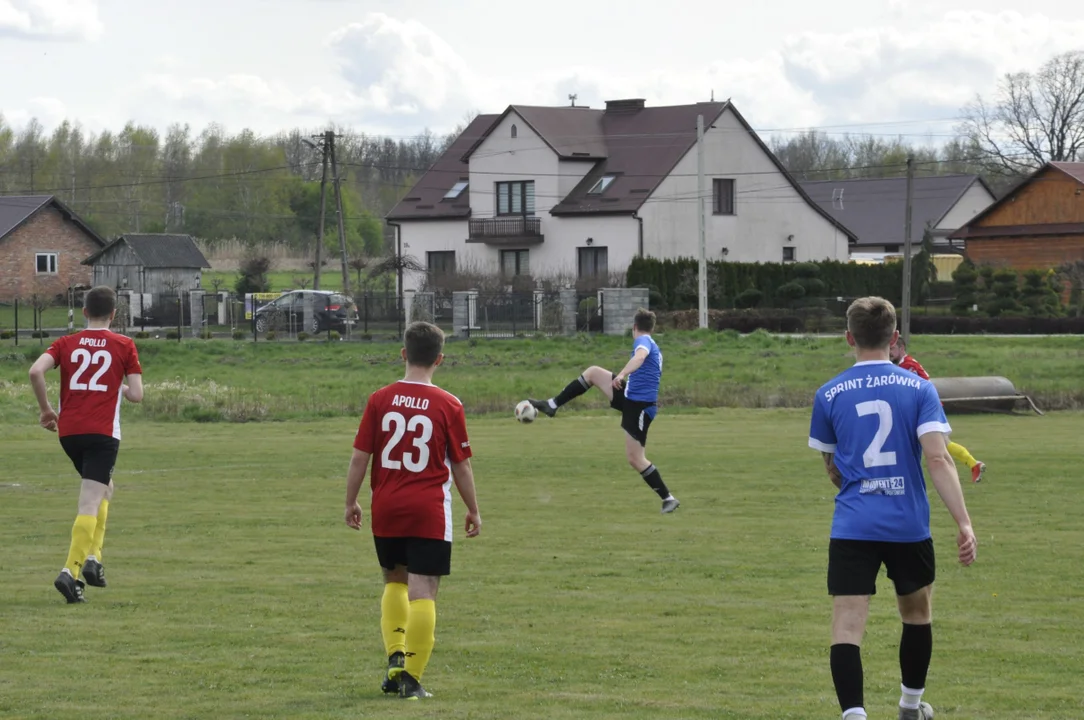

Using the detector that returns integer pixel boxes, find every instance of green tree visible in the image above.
[951,259,980,314]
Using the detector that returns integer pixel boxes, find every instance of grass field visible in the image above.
[2,410,1082,719]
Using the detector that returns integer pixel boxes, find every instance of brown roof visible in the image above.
[386,114,500,221]
[388,100,856,241]
[950,222,1084,240]
[949,161,1084,239]
[0,195,107,246]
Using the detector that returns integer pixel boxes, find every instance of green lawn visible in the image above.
[2,411,1082,719]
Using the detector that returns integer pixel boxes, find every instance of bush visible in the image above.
[265,331,277,341]
[714,312,804,334]
[235,256,272,295]
[327,330,341,341]
[734,288,763,309]
[232,329,246,340]
[31,330,49,339]
[165,330,180,340]
[909,315,1084,334]
[0,330,14,340]
[199,329,213,340]
[134,331,151,339]
[297,332,309,342]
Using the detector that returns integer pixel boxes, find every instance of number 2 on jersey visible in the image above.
[70,349,112,392]
[856,399,897,468]
[380,411,434,472]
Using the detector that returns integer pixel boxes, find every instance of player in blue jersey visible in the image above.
[529,308,679,514]
[809,297,977,720]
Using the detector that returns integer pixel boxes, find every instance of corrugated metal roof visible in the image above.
[800,175,990,247]
[84,234,210,268]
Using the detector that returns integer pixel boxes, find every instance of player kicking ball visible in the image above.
[344,321,482,700]
[529,308,679,514]
[28,286,144,604]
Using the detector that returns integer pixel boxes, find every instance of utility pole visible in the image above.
[901,155,915,347]
[313,130,331,290]
[328,133,351,298]
[696,114,707,329]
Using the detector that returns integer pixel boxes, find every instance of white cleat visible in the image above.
[661,496,680,514]
[898,701,934,720]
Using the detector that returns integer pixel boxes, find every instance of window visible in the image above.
[782,246,796,262]
[511,124,518,138]
[35,252,58,274]
[578,247,608,278]
[713,178,735,215]
[884,244,900,253]
[496,181,535,216]
[587,175,616,194]
[444,181,468,199]
[427,251,456,275]
[500,249,529,277]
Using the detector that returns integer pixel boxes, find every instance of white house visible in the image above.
[387,99,856,291]
[800,175,997,256]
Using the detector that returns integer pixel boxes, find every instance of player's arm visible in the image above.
[451,458,481,537]
[614,346,650,387]
[123,374,144,403]
[28,353,58,432]
[920,430,977,566]
[344,449,371,530]
[822,452,842,489]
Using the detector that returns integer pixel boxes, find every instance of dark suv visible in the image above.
[253,290,358,333]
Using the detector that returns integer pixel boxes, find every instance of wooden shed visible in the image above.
[83,233,211,294]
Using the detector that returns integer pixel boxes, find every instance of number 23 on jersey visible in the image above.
[380,411,433,472]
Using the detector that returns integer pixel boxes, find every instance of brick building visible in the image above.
[0,195,107,301]
[949,162,1084,269]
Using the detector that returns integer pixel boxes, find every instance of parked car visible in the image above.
[253,290,358,333]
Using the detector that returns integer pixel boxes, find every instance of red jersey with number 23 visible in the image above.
[45,329,142,440]
[354,380,472,542]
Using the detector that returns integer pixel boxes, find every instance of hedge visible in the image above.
[627,257,903,310]
[909,315,1084,334]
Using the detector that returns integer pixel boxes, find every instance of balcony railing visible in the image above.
[468,216,543,245]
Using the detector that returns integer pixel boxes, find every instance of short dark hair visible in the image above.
[846,296,896,350]
[84,286,117,320]
[404,321,445,367]
[633,308,655,333]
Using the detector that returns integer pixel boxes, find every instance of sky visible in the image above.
[1,0,1083,141]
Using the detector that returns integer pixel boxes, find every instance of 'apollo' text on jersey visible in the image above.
[45,329,142,440]
[354,380,472,542]
[625,335,662,403]
[808,360,951,543]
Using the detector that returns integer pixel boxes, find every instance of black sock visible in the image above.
[553,375,590,408]
[639,464,670,499]
[830,643,864,713]
[899,623,933,691]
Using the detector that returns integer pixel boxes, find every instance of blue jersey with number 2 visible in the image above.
[625,335,662,403]
[808,360,951,543]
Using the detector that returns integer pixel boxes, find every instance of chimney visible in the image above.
[604,98,646,113]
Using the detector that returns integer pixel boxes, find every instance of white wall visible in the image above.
[469,112,560,218]
[639,108,850,264]
[397,220,476,291]
[936,182,996,230]
[558,159,594,198]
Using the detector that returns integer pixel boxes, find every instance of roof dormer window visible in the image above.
[587,175,616,194]
[444,180,468,199]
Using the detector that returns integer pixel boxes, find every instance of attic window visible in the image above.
[588,176,616,194]
[444,181,468,199]
[511,124,518,139]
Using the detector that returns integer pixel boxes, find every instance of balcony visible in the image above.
[468,216,544,245]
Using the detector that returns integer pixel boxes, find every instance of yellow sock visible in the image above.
[64,515,97,579]
[380,582,409,656]
[90,499,109,562]
[403,599,436,681]
[947,441,977,469]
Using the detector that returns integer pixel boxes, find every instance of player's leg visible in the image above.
[57,479,108,603]
[84,479,114,588]
[374,538,410,693]
[888,540,937,720]
[827,540,882,720]
[622,405,678,513]
[398,538,450,699]
[529,365,614,417]
[947,440,984,483]
[78,437,118,588]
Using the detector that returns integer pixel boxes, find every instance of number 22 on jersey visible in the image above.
[380,411,434,472]
[70,349,113,392]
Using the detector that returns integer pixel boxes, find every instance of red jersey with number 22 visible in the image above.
[45,329,142,440]
[354,380,472,542]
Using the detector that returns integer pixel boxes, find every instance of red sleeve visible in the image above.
[45,335,66,364]
[445,402,472,464]
[353,393,380,453]
[124,338,143,376]
[904,357,931,380]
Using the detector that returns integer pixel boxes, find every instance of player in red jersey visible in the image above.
[890,338,985,483]
[344,321,481,700]
[28,286,144,604]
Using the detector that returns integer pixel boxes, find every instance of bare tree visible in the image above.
[958,51,1084,178]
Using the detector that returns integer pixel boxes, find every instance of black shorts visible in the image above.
[609,374,656,446]
[827,538,936,597]
[59,434,119,485]
[374,536,452,577]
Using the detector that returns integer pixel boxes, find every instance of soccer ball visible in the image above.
[514,400,537,423]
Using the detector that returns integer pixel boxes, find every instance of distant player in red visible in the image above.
[28,286,144,604]
[890,338,985,483]
[344,321,481,700]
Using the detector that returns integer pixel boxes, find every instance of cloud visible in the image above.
[0,0,102,41]
[4,96,68,130]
